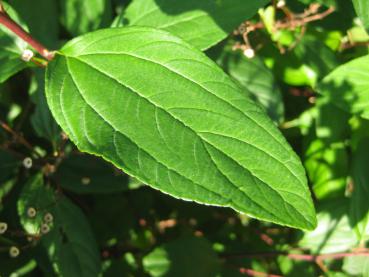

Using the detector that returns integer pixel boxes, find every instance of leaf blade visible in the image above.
[46,27,316,230]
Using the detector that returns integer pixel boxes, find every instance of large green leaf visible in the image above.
[117,0,268,50]
[45,27,316,230]
[319,55,369,119]
[353,0,369,30]
[349,138,369,244]
[17,174,101,276]
[143,236,220,277]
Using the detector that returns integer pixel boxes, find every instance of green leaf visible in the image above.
[17,174,101,276]
[56,153,131,194]
[117,0,268,50]
[143,236,220,277]
[59,0,112,36]
[45,26,316,230]
[343,255,369,276]
[0,2,28,83]
[353,0,369,30]
[30,68,60,145]
[319,55,369,119]
[216,49,284,124]
[299,199,357,254]
[349,138,369,244]
[304,139,348,200]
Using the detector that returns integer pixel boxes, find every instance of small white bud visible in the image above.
[27,207,37,218]
[0,222,8,234]
[81,177,91,185]
[277,0,286,8]
[23,157,33,169]
[243,48,255,59]
[9,246,20,258]
[44,213,53,223]
[40,223,50,234]
[21,49,34,62]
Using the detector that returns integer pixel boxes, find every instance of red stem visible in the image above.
[0,10,54,60]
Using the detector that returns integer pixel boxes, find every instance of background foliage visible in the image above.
[1,0,369,276]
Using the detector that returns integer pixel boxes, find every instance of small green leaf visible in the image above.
[143,236,220,277]
[352,0,369,31]
[18,174,101,277]
[117,0,268,50]
[319,55,369,119]
[59,0,112,36]
[46,27,316,230]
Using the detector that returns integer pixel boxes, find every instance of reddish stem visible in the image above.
[0,10,54,60]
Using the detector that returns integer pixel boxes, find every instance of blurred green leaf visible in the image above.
[143,236,220,277]
[349,138,369,244]
[319,55,369,119]
[216,49,284,124]
[0,2,29,83]
[352,0,369,31]
[30,68,60,145]
[304,139,348,200]
[117,0,268,50]
[56,153,131,194]
[343,255,369,276]
[7,0,59,47]
[299,199,358,254]
[17,174,102,276]
[59,0,112,36]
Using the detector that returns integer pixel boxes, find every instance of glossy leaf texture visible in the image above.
[17,174,101,276]
[45,27,316,230]
[319,55,369,119]
[117,0,269,50]
[352,0,369,30]
[0,2,28,83]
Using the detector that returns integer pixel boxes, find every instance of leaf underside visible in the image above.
[46,26,316,230]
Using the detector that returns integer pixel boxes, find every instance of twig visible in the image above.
[239,268,282,277]
[223,249,369,262]
[0,4,54,60]
[0,120,41,158]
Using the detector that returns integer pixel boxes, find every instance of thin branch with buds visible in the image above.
[0,1,54,60]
